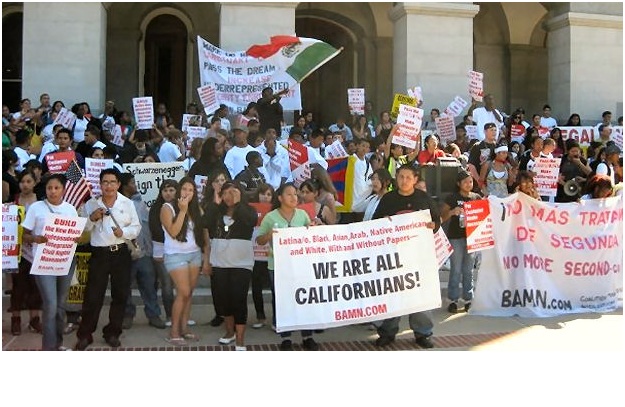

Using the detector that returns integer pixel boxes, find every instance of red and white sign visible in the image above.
[443,96,468,118]
[197,85,220,115]
[538,126,550,139]
[288,139,310,187]
[325,140,348,159]
[558,127,599,149]
[468,70,484,102]
[185,126,207,153]
[249,202,272,261]
[393,104,423,149]
[53,107,77,130]
[464,199,494,253]
[30,214,86,276]
[347,88,365,115]
[510,124,525,144]
[132,97,154,130]
[472,193,623,317]
[435,116,456,145]
[434,227,454,269]
[45,151,75,173]
[85,158,114,198]
[2,204,20,269]
[533,157,561,197]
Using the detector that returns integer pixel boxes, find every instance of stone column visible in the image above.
[219,2,298,51]
[389,2,479,115]
[22,2,107,115]
[546,10,623,123]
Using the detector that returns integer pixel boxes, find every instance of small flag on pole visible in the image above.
[63,160,91,207]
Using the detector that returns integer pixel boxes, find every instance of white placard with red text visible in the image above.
[472,193,623,317]
[325,140,349,159]
[444,96,468,118]
[288,139,310,187]
[2,204,20,269]
[85,158,114,198]
[185,126,207,152]
[30,214,86,276]
[273,210,441,332]
[434,227,454,269]
[132,97,154,130]
[197,85,220,115]
[533,157,561,197]
[468,70,484,102]
[393,104,423,149]
[348,88,365,115]
[435,116,456,145]
[52,107,77,130]
[464,199,494,253]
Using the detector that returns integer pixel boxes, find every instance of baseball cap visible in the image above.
[232,125,248,133]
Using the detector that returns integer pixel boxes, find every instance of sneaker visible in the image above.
[302,337,319,351]
[148,316,166,329]
[209,316,223,327]
[122,316,133,330]
[218,334,236,345]
[415,335,434,349]
[374,336,395,347]
[279,339,293,351]
[447,302,458,313]
[187,319,196,326]
[28,316,42,333]
[165,320,172,327]
[63,322,78,335]
[464,302,472,312]
[252,319,265,329]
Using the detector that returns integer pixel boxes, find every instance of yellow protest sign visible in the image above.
[391,93,417,120]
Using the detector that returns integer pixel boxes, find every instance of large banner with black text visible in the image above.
[273,210,441,332]
[472,193,623,317]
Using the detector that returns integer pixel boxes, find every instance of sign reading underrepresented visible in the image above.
[273,210,441,332]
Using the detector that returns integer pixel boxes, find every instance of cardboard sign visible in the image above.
[30,214,86,276]
[393,104,423,149]
[464,199,494,253]
[510,124,526,144]
[53,107,77,130]
[132,97,154,130]
[348,88,365,115]
[434,227,454,269]
[443,96,468,118]
[468,70,484,102]
[197,85,220,115]
[85,158,114,198]
[391,93,417,120]
[2,204,20,269]
[45,151,75,173]
[533,157,561,197]
[435,116,456,145]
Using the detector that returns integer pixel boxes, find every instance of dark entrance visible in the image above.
[144,14,187,127]
[3,12,23,111]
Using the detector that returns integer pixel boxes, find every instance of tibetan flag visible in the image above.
[246,36,342,83]
[63,160,91,208]
[326,156,355,213]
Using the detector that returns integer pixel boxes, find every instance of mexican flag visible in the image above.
[246,35,342,83]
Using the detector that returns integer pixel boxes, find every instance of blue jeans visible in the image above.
[154,260,173,319]
[125,256,161,319]
[377,311,434,339]
[34,260,75,351]
[448,238,476,302]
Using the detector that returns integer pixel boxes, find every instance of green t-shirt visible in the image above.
[257,208,311,270]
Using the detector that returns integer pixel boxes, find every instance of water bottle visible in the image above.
[458,207,466,228]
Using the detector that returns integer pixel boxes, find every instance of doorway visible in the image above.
[2,11,23,111]
[144,14,187,127]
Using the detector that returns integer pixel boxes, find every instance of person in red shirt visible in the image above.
[417,134,446,166]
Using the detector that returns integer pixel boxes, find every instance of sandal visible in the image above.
[165,337,187,346]
[182,332,200,342]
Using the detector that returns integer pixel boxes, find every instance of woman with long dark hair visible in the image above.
[160,177,209,345]
[188,137,229,180]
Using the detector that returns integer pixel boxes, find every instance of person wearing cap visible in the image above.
[440,170,482,313]
[234,150,268,199]
[203,180,257,351]
[595,143,621,186]
[224,125,257,180]
[556,139,592,203]
[257,87,287,135]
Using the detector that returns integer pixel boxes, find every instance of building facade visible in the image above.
[3,2,623,127]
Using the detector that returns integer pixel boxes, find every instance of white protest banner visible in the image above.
[30,214,86,276]
[132,97,154,130]
[324,139,349,159]
[468,70,484,102]
[434,227,453,269]
[533,157,561,197]
[390,93,417,120]
[185,126,207,152]
[393,104,423,149]
[435,116,457,145]
[85,158,113,198]
[53,107,77,130]
[472,193,623,317]
[347,88,365,115]
[194,175,208,203]
[444,96,468,118]
[2,204,20,269]
[273,210,441,332]
[197,36,302,112]
[123,162,186,208]
[111,124,124,147]
[197,85,220,115]
[407,86,423,105]
[610,126,623,150]
[465,199,494,253]
[558,126,597,148]
[182,114,203,132]
[465,125,478,140]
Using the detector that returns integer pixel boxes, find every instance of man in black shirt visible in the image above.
[234,151,267,199]
[467,122,497,190]
[372,164,440,349]
[257,87,288,134]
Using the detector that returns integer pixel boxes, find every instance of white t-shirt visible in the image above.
[14,146,35,172]
[73,117,89,143]
[471,107,504,141]
[224,144,257,179]
[162,203,199,255]
[351,154,373,211]
[39,141,58,162]
[157,140,182,163]
[21,200,79,262]
[540,116,557,129]
[42,123,55,143]
[220,117,231,132]
[307,146,328,170]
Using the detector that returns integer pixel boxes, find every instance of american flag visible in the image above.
[63,160,91,207]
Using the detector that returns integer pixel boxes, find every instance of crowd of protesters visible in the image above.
[2,89,623,351]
